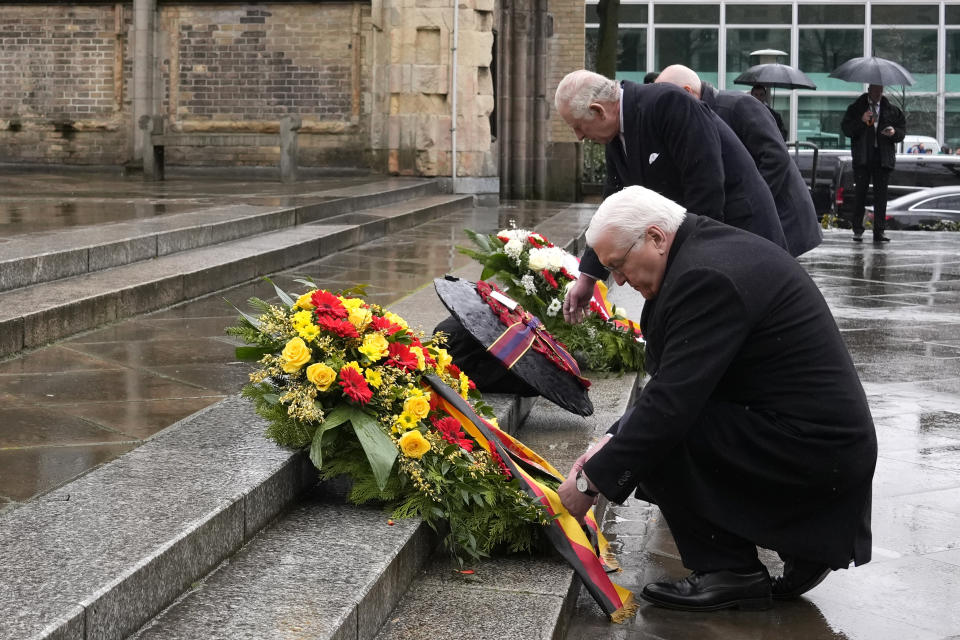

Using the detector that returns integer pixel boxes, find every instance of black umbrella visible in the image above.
[734,63,817,90]
[434,276,594,416]
[828,56,915,87]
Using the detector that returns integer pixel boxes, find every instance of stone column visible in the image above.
[132,0,156,163]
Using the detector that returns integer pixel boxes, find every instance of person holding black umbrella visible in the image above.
[840,84,906,243]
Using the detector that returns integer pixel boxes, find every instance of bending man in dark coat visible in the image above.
[840,84,906,243]
[557,185,877,612]
[554,70,786,321]
[657,64,822,257]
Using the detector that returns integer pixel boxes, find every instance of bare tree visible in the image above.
[595,0,620,79]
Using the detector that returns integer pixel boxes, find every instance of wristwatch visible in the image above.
[576,469,599,497]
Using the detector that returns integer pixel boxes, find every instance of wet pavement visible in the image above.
[0,169,959,638]
[568,234,960,639]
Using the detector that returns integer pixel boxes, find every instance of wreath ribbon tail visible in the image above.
[425,374,636,622]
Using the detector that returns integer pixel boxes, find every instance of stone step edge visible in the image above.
[0,179,442,294]
[0,193,473,359]
[0,392,532,640]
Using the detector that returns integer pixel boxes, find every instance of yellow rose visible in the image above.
[364,368,383,389]
[432,347,452,371]
[403,395,431,420]
[294,292,316,310]
[348,307,372,331]
[358,333,389,362]
[305,362,337,391]
[281,337,311,373]
[410,346,426,370]
[383,311,408,330]
[399,430,430,459]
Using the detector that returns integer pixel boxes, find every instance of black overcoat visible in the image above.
[702,84,823,257]
[840,93,906,170]
[582,82,786,278]
[583,214,877,569]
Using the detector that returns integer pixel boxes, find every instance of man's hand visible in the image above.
[881,126,895,137]
[563,275,596,325]
[559,434,612,521]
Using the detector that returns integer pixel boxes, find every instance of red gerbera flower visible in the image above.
[560,268,578,282]
[311,290,348,319]
[542,269,559,289]
[316,314,360,339]
[387,342,419,371]
[370,315,403,335]
[338,366,373,404]
[431,415,474,452]
[446,363,461,377]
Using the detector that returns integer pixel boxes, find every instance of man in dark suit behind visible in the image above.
[557,185,877,612]
[554,69,786,322]
[657,64,822,257]
[841,84,906,243]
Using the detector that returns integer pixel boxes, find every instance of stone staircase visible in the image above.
[0,178,468,358]
[0,199,645,640]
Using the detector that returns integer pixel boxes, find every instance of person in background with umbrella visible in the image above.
[840,84,906,243]
[656,64,822,257]
[749,85,787,140]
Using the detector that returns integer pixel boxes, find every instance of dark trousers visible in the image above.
[643,487,761,573]
[852,155,890,238]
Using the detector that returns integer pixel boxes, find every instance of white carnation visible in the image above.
[545,247,567,272]
[521,274,537,295]
[546,298,562,317]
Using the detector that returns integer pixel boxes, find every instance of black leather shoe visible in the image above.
[771,557,831,600]
[641,567,772,611]
[852,230,863,242]
[873,235,891,243]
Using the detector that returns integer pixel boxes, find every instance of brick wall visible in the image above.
[547,0,584,144]
[0,4,128,164]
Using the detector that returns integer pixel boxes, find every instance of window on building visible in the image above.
[945,99,960,149]
[872,5,939,26]
[799,29,864,92]
[617,28,648,82]
[890,92,937,140]
[725,28,790,88]
[726,4,791,25]
[946,31,960,92]
[872,29,937,92]
[653,4,719,25]
[798,96,856,149]
[798,4,864,25]
[656,29,718,86]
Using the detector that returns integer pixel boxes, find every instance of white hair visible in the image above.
[655,64,702,98]
[585,186,687,251]
[555,70,620,120]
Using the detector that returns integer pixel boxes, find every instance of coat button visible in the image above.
[617,470,632,486]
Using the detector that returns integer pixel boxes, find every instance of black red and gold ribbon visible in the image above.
[425,374,636,622]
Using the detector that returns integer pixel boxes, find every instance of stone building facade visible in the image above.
[0,0,585,200]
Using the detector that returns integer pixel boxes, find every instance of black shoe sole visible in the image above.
[640,592,773,612]
[771,568,831,600]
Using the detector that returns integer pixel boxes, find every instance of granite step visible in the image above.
[0,177,442,294]
[0,192,472,358]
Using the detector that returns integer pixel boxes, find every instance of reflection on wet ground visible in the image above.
[567,232,960,640]
[0,168,379,235]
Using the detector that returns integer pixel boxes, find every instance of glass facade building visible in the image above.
[585,1,960,149]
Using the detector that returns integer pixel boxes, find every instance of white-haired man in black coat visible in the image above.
[557,185,877,612]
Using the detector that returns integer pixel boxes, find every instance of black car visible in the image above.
[866,186,960,229]
[832,154,960,219]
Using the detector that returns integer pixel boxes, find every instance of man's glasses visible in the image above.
[601,235,641,274]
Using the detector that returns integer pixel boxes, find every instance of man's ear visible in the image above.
[648,226,667,251]
[588,102,606,120]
